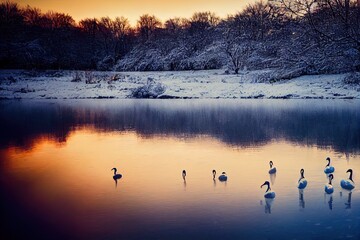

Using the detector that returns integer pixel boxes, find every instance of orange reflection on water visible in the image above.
[1,128,359,237]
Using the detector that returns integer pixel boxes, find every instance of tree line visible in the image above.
[0,0,359,74]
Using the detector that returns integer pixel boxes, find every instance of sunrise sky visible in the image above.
[13,0,257,25]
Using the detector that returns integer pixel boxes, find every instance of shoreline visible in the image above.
[1,69,359,100]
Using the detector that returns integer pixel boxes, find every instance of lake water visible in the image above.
[0,99,359,239]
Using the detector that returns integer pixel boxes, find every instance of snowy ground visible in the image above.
[0,69,359,99]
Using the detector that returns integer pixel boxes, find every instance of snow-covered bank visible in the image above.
[0,69,359,99]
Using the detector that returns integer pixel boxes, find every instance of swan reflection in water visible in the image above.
[340,191,352,209]
[212,170,217,187]
[270,173,276,186]
[324,194,333,210]
[260,198,275,214]
[299,189,305,209]
[345,192,352,209]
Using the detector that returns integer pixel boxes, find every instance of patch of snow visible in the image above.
[0,69,359,99]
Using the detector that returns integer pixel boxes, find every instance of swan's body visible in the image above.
[341,180,355,190]
[325,184,334,194]
[324,166,335,174]
[298,169,308,189]
[324,157,335,174]
[325,174,334,194]
[340,169,355,190]
[111,168,122,180]
[212,170,216,179]
[261,181,276,199]
[268,161,277,174]
[218,172,228,181]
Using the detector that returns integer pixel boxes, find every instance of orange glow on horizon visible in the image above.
[13,0,257,25]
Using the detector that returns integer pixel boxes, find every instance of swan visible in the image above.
[111,168,122,180]
[325,174,334,194]
[218,172,228,181]
[212,169,216,179]
[298,168,308,189]
[182,170,186,180]
[268,161,277,174]
[261,181,276,198]
[324,157,335,174]
[340,169,355,190]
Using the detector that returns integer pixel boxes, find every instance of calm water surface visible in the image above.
[0,99,360,239]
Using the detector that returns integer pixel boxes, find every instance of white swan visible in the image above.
[298,168,308,189]
[325,174,334,194]
[268,161,277,174]
[218,172,228,181]
[340,169,355,190]
[324,157,335,174]
[261,181,276,198]
[111,168,122,180]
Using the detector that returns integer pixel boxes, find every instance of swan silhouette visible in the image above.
[111,168,122,180]
[298,169,308,189]
[325,174,334,194]
[218,172,228,181]
[261,181,276,198]
[268,161,277,174]
[212,169,216,179]
[324,157,335,174]
[340,169,355,190]
[182,170,186,180]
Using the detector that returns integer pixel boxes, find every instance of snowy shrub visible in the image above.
[131,80,166,98]
[253,69,304,83]
[71,71,82,82]
[343,72,360,85]
[85,71,98,84]
[7,76,17,84]
[107,74,125,84]
[115,46,166,71]
[97,56,115,71]
[253,71,274,83]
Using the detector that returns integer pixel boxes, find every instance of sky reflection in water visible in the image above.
[0,100,360,239]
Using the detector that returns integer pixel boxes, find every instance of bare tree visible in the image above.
[136,14,162,41]
[189,11,220,33]
[275,0,360,50]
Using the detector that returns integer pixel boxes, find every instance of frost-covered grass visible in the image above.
[0,69,359,99]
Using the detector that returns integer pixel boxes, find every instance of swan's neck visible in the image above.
[349,171,353,182]
[270,162,273,168]
[328,178,332,185]
[266,184,271,192]
[113,169,117,175]
[326,160,330,167]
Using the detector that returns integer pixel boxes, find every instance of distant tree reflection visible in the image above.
[0,100,359,153]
